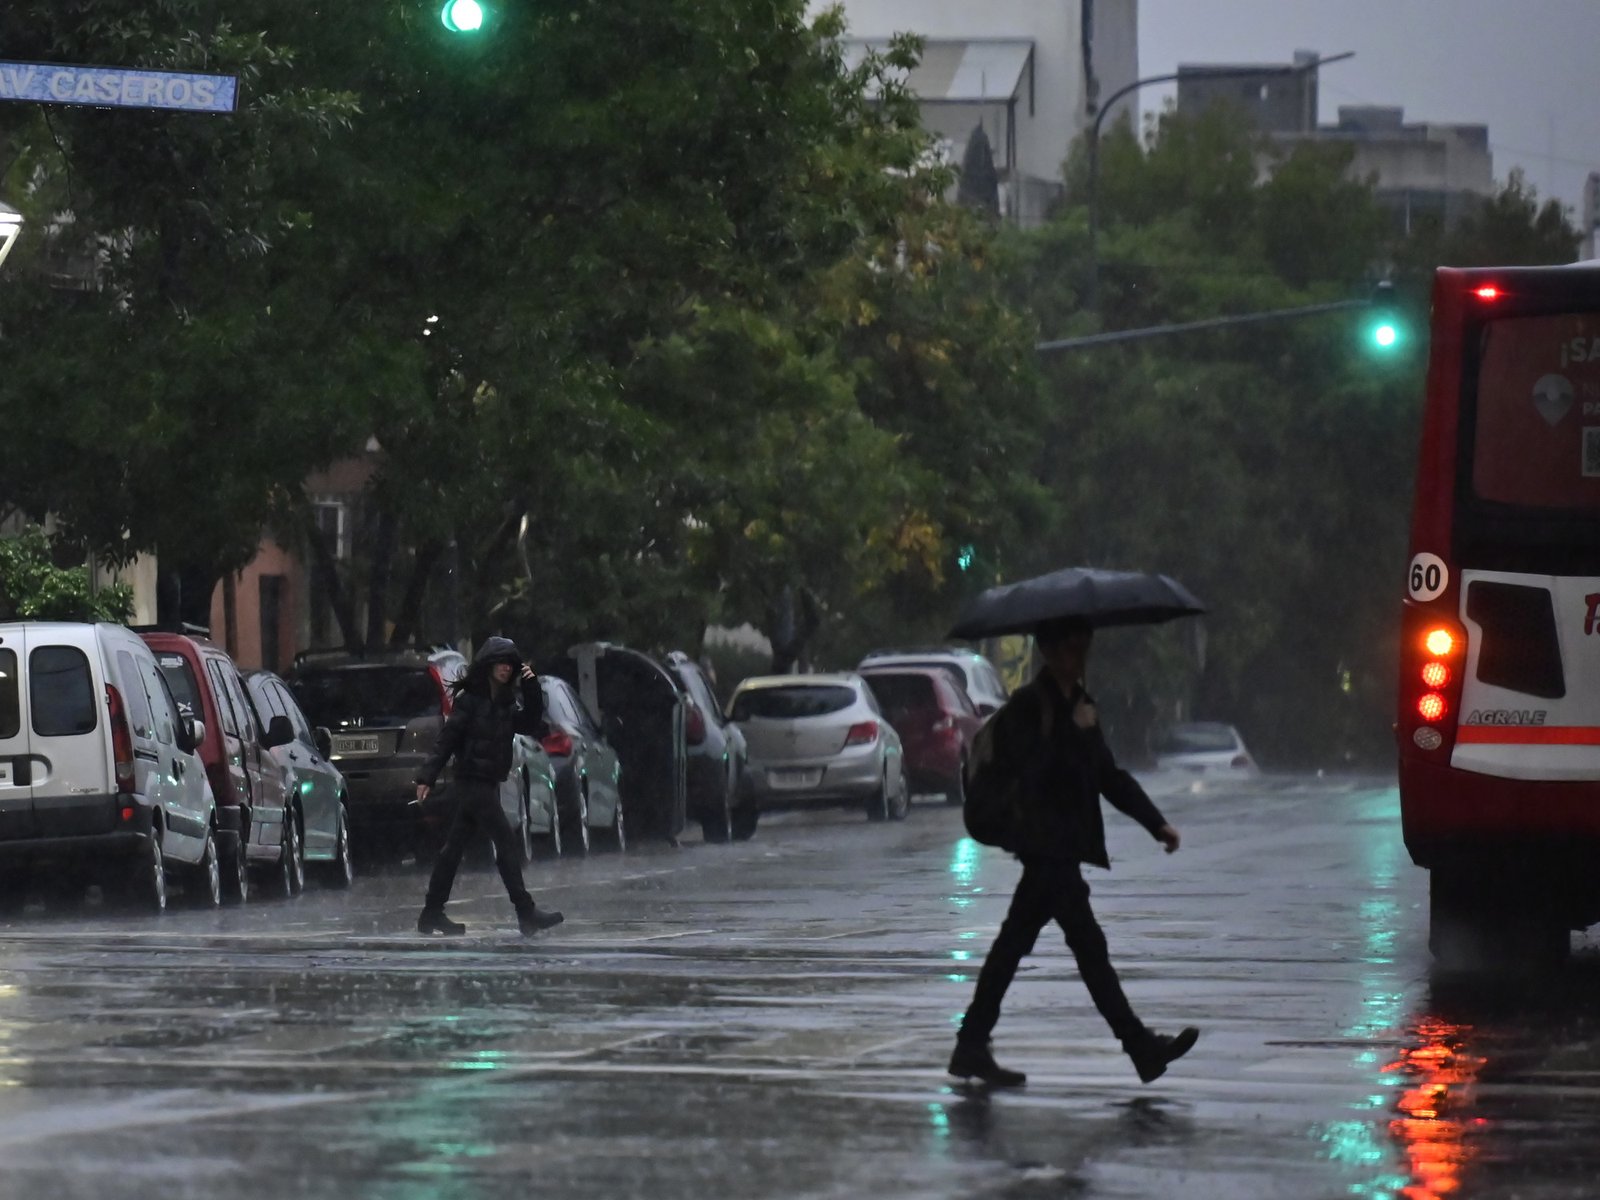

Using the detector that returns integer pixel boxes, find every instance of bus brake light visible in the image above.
[1418,694,1448,722]
[1421,662,1450,688]
[1473,285,1500,300]
[1424,629,1456,657]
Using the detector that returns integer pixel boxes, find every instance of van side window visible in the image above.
[115,650,154,739]
[139,661,176,745]
[30,646,97,737]
[222,667,259,739]
[205,660,240,738]
[0,649,18,739]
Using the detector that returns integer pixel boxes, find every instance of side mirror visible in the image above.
[314,727,333,759]
[178,717,205,754]
[263,714,295,750]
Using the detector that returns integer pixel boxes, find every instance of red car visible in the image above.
[860,667,984,804]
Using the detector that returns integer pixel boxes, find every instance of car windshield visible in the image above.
[731,685,856,721]
[290,667,440,727]
[862,674,937,715]
[1157,724,1239,754]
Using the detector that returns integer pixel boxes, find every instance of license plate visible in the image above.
[769,768,822,790]
[332,735,381,757]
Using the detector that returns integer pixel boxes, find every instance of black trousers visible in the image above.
[958,857,1145,1046]
[423,778,534,914]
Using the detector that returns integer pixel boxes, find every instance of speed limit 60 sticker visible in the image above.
[1408,553,1448,601]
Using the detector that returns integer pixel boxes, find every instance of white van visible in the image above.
[0,622,221,912]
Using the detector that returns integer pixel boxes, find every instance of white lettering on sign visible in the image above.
[1562,337,1600,368]
[0,61,235,113]
[1464,710,1549,726]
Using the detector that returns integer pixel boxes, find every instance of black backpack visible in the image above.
[962,690,1053,848]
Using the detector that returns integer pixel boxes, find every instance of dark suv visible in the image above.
[662,651,755,842]
[285,647,466,862]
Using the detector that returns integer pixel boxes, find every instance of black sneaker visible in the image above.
[947,1040,1027,1088]
[518,907,564,935]
[1126,1026,1200,1084]
[417,909,466,936]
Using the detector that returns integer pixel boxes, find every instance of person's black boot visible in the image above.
[947,1040,1027,1087]
[1125,1026,1200,1084]
[417,908,466,936]
[518,906,564,935]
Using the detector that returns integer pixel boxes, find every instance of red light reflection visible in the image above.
[1385,1017,1485,1198]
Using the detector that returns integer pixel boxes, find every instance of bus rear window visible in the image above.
[1473,312,1600,508]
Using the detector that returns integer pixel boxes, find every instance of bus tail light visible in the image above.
[1472,285,1501,301]
[1417,694,1448,722]
[1401,610,1467,751]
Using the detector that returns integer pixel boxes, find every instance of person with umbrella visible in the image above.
[946,569,1203,1088]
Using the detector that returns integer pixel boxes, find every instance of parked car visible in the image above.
[1153,722,1260,776]
[537,675,625,854]
[860,666,983,805]
[662,650,755,843]
[856,647,1010,715]
[504,731,562,861]
[0,621,222,912]
[729,673,908,821]
[285,647,466,863]
[142,628,298,902]
[242,670,354,888]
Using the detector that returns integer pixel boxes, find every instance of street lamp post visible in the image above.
[1084,51,1354,310]
[0,201,22,273]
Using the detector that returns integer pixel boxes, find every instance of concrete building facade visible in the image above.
[1178,53,1495,232]
[822,0,1138,226]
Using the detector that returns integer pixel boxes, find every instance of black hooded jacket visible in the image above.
[990,672,1167,869]
[416,638,545,786]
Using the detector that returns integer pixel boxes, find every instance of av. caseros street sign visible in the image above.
[0,61,236,113]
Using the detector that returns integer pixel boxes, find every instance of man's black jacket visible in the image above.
[989,672,1166,868]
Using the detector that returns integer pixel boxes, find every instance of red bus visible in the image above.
[1399,262,1600,966]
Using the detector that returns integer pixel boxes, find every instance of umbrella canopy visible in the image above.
[948,567,1205,639]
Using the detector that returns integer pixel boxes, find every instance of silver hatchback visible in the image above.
[729,674,908,821]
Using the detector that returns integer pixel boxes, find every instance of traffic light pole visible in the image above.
[1035,297,1371,353]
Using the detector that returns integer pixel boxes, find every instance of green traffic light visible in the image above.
[441,0,485,33]
[1372,322,1398,349]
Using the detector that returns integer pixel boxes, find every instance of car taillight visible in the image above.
[429,665,453,716]
[541,730,574,757]
[844,721,878,747]
[684,702,707,746]
[106,685,136,795]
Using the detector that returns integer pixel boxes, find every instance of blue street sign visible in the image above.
[0,61,237,113]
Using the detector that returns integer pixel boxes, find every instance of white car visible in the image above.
[0,621,221,912]
[730,673,908,821]
[1153,722,1259,776]
[856,647,1009,715]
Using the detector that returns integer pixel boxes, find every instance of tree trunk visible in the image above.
[304,516,360,652]
[766,585,820,675]
[364,508,398,652]
[389,540,444,649]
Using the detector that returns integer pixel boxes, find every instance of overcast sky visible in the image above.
[1137,0,1599,219]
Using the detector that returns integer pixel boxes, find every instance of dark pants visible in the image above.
[958,858,1145,1046]
[423,779,533,915]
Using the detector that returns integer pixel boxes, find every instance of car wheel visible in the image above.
[729,800,759,841]
[268,818,300,900]
[188,827,222,909]
[700,794,733,845]
[547,784,563,858]
[598,794,626,853]
[888,768,910,822]
[221,829,249,906]
[866,771,890,822]
[288,812,306,895]
[128,830,168,914]
[946,757,968,806]
[573,784,592,856]
[518,774,535,866]
[321,804,356,889]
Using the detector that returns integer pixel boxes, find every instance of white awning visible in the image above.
[842,39,1034,105]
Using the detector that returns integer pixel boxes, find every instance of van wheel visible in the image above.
[129,832,168,914]
[270,817,303,899]
[220,833,249,906]
[0,867,31,916]
[188,828,222,909]
[1429,867,1570,971]
[947,758,968,806]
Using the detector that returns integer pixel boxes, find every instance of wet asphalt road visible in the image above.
[0,775,1598,1199]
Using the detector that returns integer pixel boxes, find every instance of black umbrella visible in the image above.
[948,567,1205,639]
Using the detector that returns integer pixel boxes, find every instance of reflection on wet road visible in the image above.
[0,774,1596,1198]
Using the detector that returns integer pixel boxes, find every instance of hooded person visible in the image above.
[413,637,563,936]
